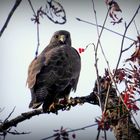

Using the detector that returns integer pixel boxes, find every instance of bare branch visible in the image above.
[0,0,22,38]
[3,107,16,124]
[76,18,135,41]
[122,42,135,53]
[41,123,97,140]
[134,20,140,36]
[28,0,40,59]
[28,0,36,15]
[93,4,110,111]
[91,1,109,139]
[114,4,140,75]
[0,109,43,134]
[0,94,99,133]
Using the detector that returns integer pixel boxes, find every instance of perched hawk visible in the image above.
[27,30,81,112]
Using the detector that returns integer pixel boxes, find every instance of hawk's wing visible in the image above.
[27,47,54,89]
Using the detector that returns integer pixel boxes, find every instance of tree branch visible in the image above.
[41,123,97,140]
[28,0,40,59]
[76,18,135,41]
[114,4,140,75]
[0,0,22,38]
[0,93,99,133]
[0,109,42,133]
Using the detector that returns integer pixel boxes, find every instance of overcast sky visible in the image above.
[0,0,140,140]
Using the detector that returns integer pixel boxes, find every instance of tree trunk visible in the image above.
[93,76,140,140]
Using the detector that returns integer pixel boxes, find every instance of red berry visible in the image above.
[81,48,85,52]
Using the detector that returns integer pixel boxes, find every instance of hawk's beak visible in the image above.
[59,35,66,43]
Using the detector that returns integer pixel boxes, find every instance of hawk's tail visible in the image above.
[29,100,42,109]
[29,90,43,109]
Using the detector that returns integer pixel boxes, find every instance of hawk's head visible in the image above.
[50,30,71,46]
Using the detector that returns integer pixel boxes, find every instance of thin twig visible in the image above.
[3,107,16,124]
[92,0,101,111]
[35,22,40,59]
[93,4,110,111]
[122,42,135,53]
[0,0,22,38]
[41,123,97,140]
[28,0,36,15]
[103,85,111,113]
[114,4,140,75]
[76,18,135,41]
[91,1,108,139]
[91,4,114,130]
[28,0,40,59]
[96,130,101,140]
[104,130,107,140]
[133,20,140,36]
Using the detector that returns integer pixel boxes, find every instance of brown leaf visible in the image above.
[126,46,140,63]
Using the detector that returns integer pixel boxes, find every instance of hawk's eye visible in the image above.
[55,35,59,39]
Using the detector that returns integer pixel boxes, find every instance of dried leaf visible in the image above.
[106,1,122,23]
[45,0,66,24]
[126,36,140,64]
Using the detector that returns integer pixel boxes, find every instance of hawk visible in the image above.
[27,30,81,112]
